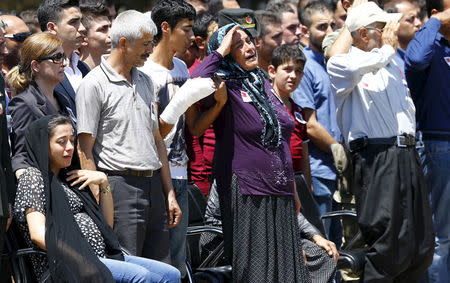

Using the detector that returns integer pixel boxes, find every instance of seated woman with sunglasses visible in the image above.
[7,32,74,179]
[13,114,180,282]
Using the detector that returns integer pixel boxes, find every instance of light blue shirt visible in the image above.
[293,47,340,180]
[405,18,450,132]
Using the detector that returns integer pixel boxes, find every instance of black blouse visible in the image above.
[13,167,105,280]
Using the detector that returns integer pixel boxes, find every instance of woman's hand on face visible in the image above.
[66,170,109,189]
[216,25,240,57]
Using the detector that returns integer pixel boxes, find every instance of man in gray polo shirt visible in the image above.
[76,9,216,262]
[76,10,180,259]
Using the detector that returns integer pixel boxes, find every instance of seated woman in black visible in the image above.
[13,115,180,282]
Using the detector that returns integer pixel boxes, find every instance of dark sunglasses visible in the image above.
[4,32,32,42]
[37,52,67,64]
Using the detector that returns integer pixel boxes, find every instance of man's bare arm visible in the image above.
[303,108,338,153]
[78,133,97,170]
[153,129,182,228]
[77,133,104,212]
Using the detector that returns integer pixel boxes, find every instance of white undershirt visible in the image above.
[64,52,83,92]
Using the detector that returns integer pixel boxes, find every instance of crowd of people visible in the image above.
[0,0,449,282]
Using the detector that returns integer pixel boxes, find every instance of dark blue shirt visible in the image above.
[293,47,340,180]
[405,18,450,132]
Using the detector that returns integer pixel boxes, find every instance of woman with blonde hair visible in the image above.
[7,32,73,179]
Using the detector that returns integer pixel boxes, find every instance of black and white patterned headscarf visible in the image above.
[208,23,282,149]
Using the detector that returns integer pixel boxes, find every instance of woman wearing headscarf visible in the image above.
[191,24,311,282]
[7,32,74,179]
[13,114,180,282]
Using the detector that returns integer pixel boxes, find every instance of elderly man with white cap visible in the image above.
[327,2,435,282]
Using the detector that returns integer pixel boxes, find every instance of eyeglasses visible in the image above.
[4,32,32,42]
[37,52,67,64]
[365,27,385,33]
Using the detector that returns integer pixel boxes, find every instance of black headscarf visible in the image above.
[25,115,123,282]
[208,23,282,149]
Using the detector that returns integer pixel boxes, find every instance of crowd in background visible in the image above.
[0,0,449,282]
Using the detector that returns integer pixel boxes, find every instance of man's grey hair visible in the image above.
[110,10,157,48]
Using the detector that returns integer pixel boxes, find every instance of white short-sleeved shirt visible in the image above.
[76,55,162,171]
[140,57,190,179]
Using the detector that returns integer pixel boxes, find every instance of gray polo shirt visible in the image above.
[76,55,162,171]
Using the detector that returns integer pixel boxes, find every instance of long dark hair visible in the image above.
[25,115,122,282]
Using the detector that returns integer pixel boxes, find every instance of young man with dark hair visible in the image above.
[266,1,304,45]
[405,0,450,282]
[254,10,283,72]
[151,0,196,45]
[294,1,342,245]
[37,0,87,118]
[79,1,111,69]
[384,0,422,71]
[141,0,226,277]
[300,1,337,52]
[181,12,217,72]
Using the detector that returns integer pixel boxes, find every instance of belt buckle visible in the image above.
[139,170,153,177]
[397,135,407,147]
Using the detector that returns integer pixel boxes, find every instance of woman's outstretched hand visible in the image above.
[66,170,109,190]
[216,25,240,57]
[312,234,339,262]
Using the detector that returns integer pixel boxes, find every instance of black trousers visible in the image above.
[351,144,434,283]
[109,171,170,262]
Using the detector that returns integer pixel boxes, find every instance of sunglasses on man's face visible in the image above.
[37,52,67,64]
[4,32,32,42]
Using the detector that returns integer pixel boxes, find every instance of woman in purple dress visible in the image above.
[191,24,311,282]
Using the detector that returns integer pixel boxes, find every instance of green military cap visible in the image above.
[218,8,259,37]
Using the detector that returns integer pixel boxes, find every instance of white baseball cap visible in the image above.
[345,2,402,32]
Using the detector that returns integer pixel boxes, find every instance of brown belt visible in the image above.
[104,169,153,177]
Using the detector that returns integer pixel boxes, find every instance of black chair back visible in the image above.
[188,184,207,226]
[295,173,326,236]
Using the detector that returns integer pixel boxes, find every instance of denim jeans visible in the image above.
[100,254,180,283]
[169,179,189,277]
[311,176,341,247]
[419,139,450,283]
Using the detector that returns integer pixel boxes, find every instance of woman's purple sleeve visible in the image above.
[191,51,223,78]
